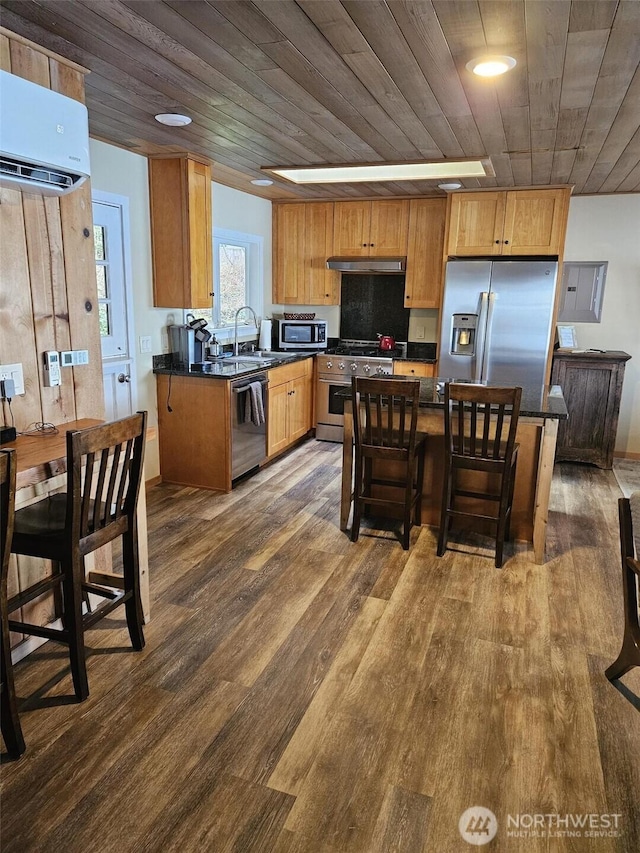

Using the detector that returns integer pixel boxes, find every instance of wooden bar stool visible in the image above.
[606,494,640,680]
[437,383,521,568]
[1,449,26,758]
[8,412,147,702]
[351,377,427,550]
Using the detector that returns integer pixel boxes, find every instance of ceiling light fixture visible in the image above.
[466,55,517,77]
[154,113,192,126]
[264,158,493,185]
[438,181,462,191]
[251,178,273,186]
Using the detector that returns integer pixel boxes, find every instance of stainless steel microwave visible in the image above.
[276,318,327,350]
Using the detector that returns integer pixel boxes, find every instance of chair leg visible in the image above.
[437,463,453,557]
[351,452,363,543]
[505,462,517,541]
[62,556,89,702]
[414,445,425,526]
[606,634,640,680]
[1,619,26,758]
[122,529,145,651]
[402,461,413,550]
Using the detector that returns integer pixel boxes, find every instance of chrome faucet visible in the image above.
[234,305,259,356]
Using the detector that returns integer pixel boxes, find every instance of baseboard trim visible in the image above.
[613,451,640,461]
[145,474,163,488]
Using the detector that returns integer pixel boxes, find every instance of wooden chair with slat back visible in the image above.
[437,383,522,568]
[606,495,640,680]
[8,412,147,702]
[0,449,26,758]
[351,377,427,550]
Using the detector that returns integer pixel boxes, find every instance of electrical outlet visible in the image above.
[0,363,25,395]
[416,326,425,340]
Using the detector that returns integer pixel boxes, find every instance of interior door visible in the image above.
[92,194,135,420]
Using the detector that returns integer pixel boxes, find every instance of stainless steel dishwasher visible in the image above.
[230,373,268,480]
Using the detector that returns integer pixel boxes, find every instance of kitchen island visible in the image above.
[339,379,568,564]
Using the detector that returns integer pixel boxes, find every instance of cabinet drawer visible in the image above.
[393,361,435,377]
[268,358,312,387]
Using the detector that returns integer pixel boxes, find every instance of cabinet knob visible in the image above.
[209,291,214,296]
[495,240,500,244]
[504,240,509,245]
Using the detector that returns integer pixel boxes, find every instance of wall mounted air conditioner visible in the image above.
[0,69,90,196]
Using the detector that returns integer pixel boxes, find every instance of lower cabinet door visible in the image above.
[267,382,290,456]
[289,374,312,441]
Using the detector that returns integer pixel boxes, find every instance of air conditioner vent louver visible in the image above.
[0,157,74,191]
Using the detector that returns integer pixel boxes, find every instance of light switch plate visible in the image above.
[139,336,152,353]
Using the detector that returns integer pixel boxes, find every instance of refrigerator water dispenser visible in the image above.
[450,314,477,356]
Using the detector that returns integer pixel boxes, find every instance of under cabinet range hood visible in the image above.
[326,257,406,273]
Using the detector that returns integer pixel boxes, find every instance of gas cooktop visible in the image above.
[325,341,405,358]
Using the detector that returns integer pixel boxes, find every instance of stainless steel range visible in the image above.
[316,341,398,442]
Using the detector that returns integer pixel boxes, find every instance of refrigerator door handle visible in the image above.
[475,291,489,382]
[481,291,497,381]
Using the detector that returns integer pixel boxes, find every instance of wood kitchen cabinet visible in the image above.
[404,198,446,308]
[267,359,313,457]
[393,361,436,377]
[333,200,409,256]
[551,350,631,469]
[447,188,570,257]
[149,155,213,308]
[273,202,339,305]
[156,374,231,490]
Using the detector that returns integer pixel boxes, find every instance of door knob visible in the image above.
[117,373,131,383]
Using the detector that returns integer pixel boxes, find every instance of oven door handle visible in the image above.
[318,377,351,385]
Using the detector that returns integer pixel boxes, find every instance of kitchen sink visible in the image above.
[210,351,300,366]
[223,355,279,365]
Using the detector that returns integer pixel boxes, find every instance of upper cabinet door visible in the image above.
[186,159,213,309]
[404,198,446,309]
[333,202,371,256]
[273,203,306,304]
[447,192,505,256]
[368,200,409,255]
[502,189,569,255]
[150,156,213,308]
[333,200,409,256]
[306,203,339,305]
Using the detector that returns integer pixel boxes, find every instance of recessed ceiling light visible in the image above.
[154,113,192,126]
[251,178,274,186]
[438,181,462,191]
[264,159,493,184]
[466,56,517,77]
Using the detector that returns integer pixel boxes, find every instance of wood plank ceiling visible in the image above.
[1,0,638,200]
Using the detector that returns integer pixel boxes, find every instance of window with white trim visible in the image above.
[185,228,263,339]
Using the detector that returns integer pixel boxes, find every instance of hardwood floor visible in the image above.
[2,440,639,852]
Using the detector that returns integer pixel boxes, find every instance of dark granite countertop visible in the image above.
[153,351,315,381]
[337,377,568,420]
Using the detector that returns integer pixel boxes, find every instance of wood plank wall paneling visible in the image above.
[0,30,103,434]
[0,31,103,640]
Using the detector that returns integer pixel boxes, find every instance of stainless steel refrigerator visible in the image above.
[438,260,558,388]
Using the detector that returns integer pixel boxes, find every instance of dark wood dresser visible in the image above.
[551,350,631,469]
